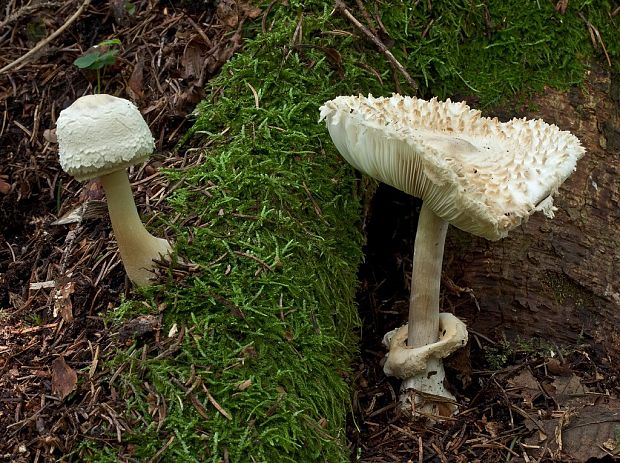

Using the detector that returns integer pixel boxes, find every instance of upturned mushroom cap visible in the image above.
[57,94,154,181]
[383,313,468,379]
[320,95,585,240]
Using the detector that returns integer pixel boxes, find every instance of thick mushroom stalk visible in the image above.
[386,202,462,416]
[408,203,448,347]
[100,170,172,286]
[383,312,468,416]
[382,203,466,417]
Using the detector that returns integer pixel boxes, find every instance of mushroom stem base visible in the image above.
[382,313,468,420]
[100,170,172,286]
[398,357,457,419]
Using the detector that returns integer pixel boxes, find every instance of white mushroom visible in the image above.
[320,94,585,417]
[56,94,172,287]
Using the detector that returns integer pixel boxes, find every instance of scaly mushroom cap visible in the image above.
[57,94,154,181]
[319,95,585,240]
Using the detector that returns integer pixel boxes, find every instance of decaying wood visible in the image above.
[444,64,620,365]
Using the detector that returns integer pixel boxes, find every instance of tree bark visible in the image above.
[443,64,620,366]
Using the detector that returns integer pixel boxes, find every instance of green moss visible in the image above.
[542,271,594,306]
[484,338,566,370]
[378,0,618,106]
[77,1,617,462]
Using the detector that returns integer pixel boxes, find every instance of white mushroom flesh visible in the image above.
[319,95,585,240]
[383,313,468,416]
[56,94,170,286]
[57,94,154,181]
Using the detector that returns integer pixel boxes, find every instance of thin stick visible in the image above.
[0,2,64,30]
[334,0,418,91]
[578,12,612,68]
[0,0,92,74]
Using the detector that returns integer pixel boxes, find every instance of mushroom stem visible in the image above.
[407,202,448,348]
[100,169,172,286]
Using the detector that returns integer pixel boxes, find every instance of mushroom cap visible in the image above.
[57,94,154,181]
[383,313,468,379]
[320,95,585,240]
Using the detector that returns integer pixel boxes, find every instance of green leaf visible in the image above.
[93,50,119,69]
[97,38,121,48]
[125,1,136,16]
[73,53,100,69]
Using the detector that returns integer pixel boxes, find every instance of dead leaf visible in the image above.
[53,280,75,322]
[52,200,107,225]
[126,57,144,101]
[0,178,11,194]
[544,374,589,404]
[546,357,573,376]
[78,179,105,202]
[239,1,261,19]
[206,31,243,74]
[484,420,501,438]
[118,315,160,343]
[216,0,239,28]
[43,128,57,143]
[525,398,620,462]
[507,368,541,407]
[444,341,472,388]
[173,84,204,116]
[237,379,252,391]
[51,357,77,400]
[109,0,130,25]
[181,41,204,80]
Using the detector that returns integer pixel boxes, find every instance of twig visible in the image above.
[202,383,232,420]
[578,12,612,68]
[0,2,64,30]
[233,250,273,271]
[170,376,210,420]
[8,323,59,334]
[0,0,92,74]
[185,14,212,47]
[148,435,175,463]
[353,0,377,35]
[334,0,418,92]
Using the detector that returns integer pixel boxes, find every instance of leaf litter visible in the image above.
[0,0,259,459]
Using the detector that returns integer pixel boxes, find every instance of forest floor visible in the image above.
[1,1,619,462]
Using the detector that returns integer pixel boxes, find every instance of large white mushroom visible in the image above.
[320,94,585,417]
[56,94,172,287]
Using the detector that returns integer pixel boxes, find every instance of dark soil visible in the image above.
[1,1,618,462]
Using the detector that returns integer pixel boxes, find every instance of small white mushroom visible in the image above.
[320,94,585,417]
[56,94,172,286]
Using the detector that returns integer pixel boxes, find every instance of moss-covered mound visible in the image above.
[80,1,616,461]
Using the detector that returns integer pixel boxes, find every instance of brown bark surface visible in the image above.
[444,65,620,365]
